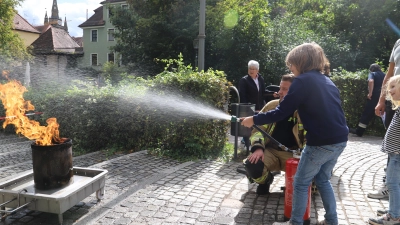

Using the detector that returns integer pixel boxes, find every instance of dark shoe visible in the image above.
[236,165,247,175]
[355,127,365,137]
[349,127,365,137]
[256,172,274,195]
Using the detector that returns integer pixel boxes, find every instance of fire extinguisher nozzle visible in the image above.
[230,116,242,123]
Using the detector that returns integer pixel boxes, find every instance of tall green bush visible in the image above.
[147,55,231,159]
[0,60,387,161]
[1,56,231,160]
[331,69,386,136]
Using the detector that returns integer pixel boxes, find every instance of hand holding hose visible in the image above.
[240,116,254,128]
[231,115,294,153]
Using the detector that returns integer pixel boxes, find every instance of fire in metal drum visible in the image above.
[31,139,73,190]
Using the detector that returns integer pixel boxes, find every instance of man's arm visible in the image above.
[247,101,278,164]
[367,79,374,100]
[375,62,395,116]
[248,100,279,150]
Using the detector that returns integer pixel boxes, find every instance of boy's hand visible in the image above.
[241,116,254,128]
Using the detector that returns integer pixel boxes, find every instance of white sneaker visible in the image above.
[369,213,400,225]
[368,186,389,199]
[272,221,291,225]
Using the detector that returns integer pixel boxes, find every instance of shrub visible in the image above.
[331,68,385,136]
[1,55,231,161]
[0,58,386,161]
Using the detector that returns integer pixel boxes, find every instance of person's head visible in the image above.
[248,60,259,78]
[387,76,400,109]
[369,63,382,72]
[278,74,295,101]
[285,42,329,76]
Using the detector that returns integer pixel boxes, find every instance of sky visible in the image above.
[16,0,102,37]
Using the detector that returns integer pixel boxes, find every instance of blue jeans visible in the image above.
[290,142,347,225]
[386,153,400,219]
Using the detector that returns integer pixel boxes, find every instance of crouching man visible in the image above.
[243,74,306,195]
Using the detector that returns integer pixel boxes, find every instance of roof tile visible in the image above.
[31,26,80,54]
[13,13,41,33]
[78,6,105,28]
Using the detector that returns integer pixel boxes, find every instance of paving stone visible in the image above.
[0,133,390,224]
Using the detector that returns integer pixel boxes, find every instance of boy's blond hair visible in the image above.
[285,42,330,75]
[387,76,400,110]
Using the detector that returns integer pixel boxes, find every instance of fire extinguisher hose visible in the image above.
[252,124,293,152]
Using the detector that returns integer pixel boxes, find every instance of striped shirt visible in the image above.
[381,108,400,154]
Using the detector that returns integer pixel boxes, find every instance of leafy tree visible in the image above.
[108,6,139,69]
[111,0,200,75]
[271,0,400,71]
[206,0,350,84]
[329,0,400,70]
[262,15,351,83]
[109,0,400,84]
[0,0,30,68]
[205,0,271,83]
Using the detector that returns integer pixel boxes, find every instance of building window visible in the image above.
[108,8,113,19]
[108,53,115,63]
[108,29,115,41]
[91,54,98,66]
[121,4,128,9]
[91,30,98,42]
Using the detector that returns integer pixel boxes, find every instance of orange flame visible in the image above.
[0,79,62,145]
[2,71,9,79]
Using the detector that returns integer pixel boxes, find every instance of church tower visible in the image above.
[49,0,62,25]
[42,0,69,32]
[64,16,68,32]
[44,10,49,25]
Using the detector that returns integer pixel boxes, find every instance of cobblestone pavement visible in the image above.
[0,132,389,225]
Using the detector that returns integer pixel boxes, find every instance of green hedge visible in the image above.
[331,69,386,137]
[1,57,231,160]
[0,62,386,160]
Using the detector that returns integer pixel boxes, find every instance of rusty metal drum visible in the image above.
[31,139,73,190]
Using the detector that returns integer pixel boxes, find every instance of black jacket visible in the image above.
[238,74,266,111]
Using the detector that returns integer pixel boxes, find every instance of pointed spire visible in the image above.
[44,9,48,25]
[51,0,59,19]
[49,0,61,25]
[64,16,68,32]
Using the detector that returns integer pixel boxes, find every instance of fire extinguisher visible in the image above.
[284,153,311,225]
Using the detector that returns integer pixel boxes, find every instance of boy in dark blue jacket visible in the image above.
[241,42,348,225]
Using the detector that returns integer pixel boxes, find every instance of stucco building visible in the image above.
[27,0,83,86]
[12,13,41,47]
[79,0,127,67]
